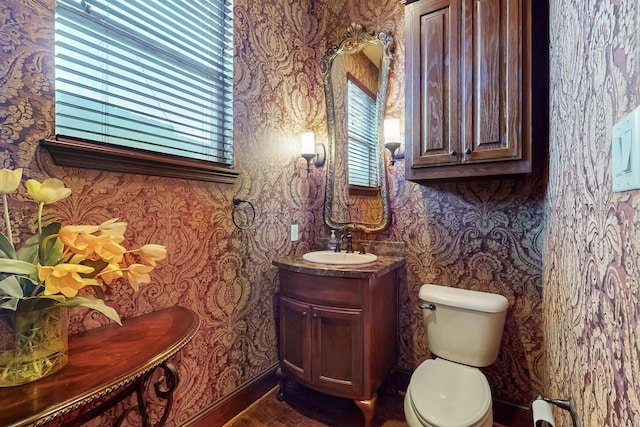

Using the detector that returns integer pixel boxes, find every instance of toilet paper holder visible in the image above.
[534,395,580,427]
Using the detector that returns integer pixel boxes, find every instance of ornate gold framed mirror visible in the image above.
[322,23,393,233]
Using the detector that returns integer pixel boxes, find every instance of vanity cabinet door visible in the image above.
[311,305,363,397]
[277,267,398,404]
[279,296,312,384]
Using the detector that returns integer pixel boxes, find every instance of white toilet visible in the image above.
[404,284,509,427]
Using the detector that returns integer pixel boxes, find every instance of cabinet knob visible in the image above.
[465,148,471,154]
[301,311,308,317]
[312,313,318,319]
[449,150,457,156]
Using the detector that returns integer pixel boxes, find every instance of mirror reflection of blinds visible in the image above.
[347,79,379,188]
[54,0,234,166]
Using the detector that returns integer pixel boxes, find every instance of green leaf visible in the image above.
[15,223,64,266]
[42,238,64,266]
[90,284,106,301]
[0,276,24,310]
[42,222,62,235]
[19,276,42,297]
[16,233,40,264]
[0,275,25,299]
[0,259,38,275]
[40,222,63,266]
[0,233,16,259]
[0,298,19,310]
[79,258,109,279]
[58,295,122,325]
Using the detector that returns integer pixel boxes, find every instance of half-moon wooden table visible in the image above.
[0,306,200,427]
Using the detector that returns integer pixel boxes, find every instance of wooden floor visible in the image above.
[223,383,520,427]
[223,383,405,427]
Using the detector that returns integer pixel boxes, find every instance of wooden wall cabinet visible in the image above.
[277,269,398,427]
[404,0,534,180]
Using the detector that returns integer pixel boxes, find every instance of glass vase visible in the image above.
[0,305,69,387]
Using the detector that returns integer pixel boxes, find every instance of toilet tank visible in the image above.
[419,284,509,367]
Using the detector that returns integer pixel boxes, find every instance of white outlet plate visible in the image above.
[612,105,640,192]
[290,224,299,241]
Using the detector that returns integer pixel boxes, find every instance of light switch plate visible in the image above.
[612,106,640,192]
[290,224,299,241]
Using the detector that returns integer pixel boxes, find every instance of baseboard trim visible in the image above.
[493,398,532,426]
[181,363,279,427]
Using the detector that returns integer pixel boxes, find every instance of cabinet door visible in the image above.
[311,305,363,397]
[279,296,311,383]
[406,0,460,168]
[460,0,521,162]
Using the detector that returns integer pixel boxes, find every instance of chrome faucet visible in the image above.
[340,231,354,253]
[359,242,369,255]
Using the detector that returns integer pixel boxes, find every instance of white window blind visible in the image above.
[54,0,234,166]
[347,79,379,188]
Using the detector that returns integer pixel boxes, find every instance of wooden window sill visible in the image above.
[42,138,239,184]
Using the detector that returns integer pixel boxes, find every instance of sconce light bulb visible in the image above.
[383,119,403,165]
[301,131,316,173]
[384,118,401,143]
[301,131,315,155]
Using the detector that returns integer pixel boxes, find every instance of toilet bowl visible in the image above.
[404,358,492,427]
[404,284,508,427]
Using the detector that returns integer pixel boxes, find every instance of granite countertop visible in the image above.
[272,254,405,279]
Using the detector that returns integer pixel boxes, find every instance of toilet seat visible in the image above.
[407,358,492,427]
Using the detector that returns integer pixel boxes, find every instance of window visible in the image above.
[347,76,379,188]
[48,0,236,183]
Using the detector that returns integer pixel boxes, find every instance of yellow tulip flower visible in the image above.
[0,168,22,195]
[97,262,124,284]
[1,168,23,248]
[59,225,100,256]
[0,168,167,327]
[139,244,167,266]
[25,178,72,204]
[38,263,95,297]
[93,234,127,263]
[99,219,127,242]
[126,264,154,290]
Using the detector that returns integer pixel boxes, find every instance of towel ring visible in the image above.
[232,198,256,230]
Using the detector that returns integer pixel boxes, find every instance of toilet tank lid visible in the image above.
[419,284,509,313]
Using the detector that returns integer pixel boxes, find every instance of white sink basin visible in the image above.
[302,250,377,265]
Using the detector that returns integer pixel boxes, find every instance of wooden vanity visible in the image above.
[272,254,404,427]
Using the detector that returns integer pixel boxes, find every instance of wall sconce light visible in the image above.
[300,131,326,173]
[383,118,404,165]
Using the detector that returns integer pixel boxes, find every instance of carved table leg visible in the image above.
[275,367,287,401]
[354,393,377,427]
[68,362,179,427]
[142,362,179,426]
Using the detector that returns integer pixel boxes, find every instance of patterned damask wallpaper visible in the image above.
[13,0,633,425]
[545,1,640,426]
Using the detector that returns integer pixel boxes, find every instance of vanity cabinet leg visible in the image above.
[276,367,287,402]
[354,394,377,427]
